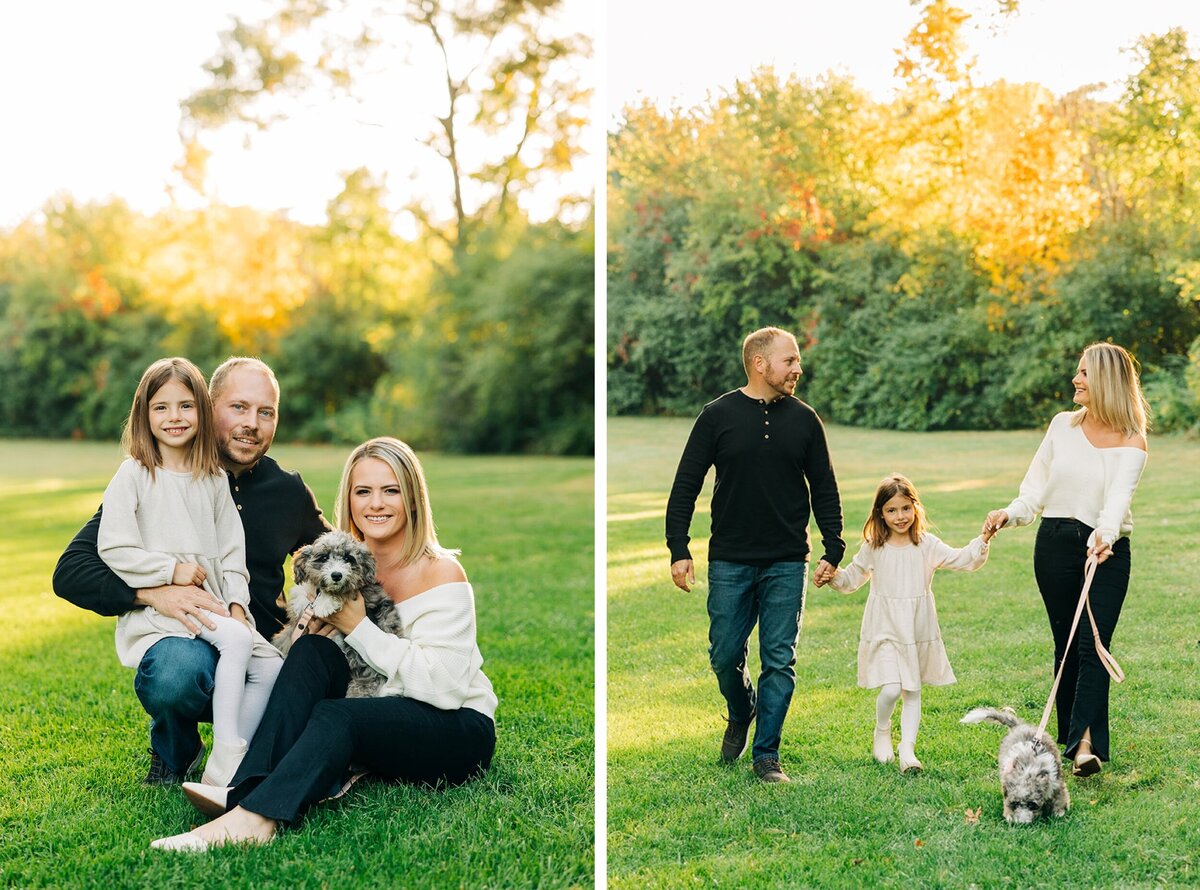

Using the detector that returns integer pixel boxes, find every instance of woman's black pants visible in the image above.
[1033,517,1131,762]
[228,634,496,824]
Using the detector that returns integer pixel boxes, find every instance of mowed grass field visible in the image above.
[608,416,1198,889]
[0,440,594,889]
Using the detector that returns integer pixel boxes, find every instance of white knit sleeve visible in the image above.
[927,534,990,572]
[343,585,479,708]
[1093,449,1148,547]
[1003,416,1060,527]
[98,460,175,588]
[828,542,873,594]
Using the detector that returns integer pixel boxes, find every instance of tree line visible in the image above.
[0,0,593,455]
[608,2,1200,433]
[0,176,592,454]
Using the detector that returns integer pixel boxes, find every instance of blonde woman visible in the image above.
[153,437,497,851]
[983,343,1149,778]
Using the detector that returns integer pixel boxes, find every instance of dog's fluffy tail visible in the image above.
[960,706,1021,728]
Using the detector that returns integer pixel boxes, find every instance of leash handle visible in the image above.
[1036,553,1124,737]
[292,602,316,643]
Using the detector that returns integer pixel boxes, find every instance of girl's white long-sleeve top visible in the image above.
[829,534,988,690]
[99,458,272,668]
[344,581,498,720]
[1002,411,1147,547]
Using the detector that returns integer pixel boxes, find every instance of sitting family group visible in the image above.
[53,356,497,851]
[667,329,1148,791]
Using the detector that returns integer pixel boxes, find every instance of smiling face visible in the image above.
[212,366,279,474]
[349,457,410,545]
[1072,356,1089,407]
[147,379,199,455]
[880,493,917,539]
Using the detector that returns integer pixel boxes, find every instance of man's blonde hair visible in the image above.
[334,437,459,566]
[209,356,280,404]
[1071,342,1150,439]
[742,327,795,377]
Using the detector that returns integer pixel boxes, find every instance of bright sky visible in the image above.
[607,0,1200,122]
[0,0,594,231]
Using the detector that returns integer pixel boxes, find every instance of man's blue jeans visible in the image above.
[133,637,217,774]
[707,559,807,765]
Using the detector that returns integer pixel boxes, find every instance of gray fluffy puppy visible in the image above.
[961,707,1070,824]
[273,529,404,698]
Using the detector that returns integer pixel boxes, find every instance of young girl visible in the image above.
[99,357,283,785]
[819,474,994,772]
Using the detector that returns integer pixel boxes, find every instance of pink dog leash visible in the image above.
[1038,553,1125,736]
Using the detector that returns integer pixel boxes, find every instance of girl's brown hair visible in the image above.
[862,473,928,548]
[121,357,221,479]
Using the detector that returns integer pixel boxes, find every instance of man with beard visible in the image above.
[54,357,330,784]
[665,327,845,783]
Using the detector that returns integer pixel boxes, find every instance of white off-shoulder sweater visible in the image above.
[344,581,497,720]
[1003,410,1147,547]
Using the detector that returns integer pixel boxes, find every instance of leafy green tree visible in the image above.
[180,0,591,253]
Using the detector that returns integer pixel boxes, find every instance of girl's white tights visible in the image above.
[874,683,923,771]
[196,613,283,785]
[197,613,283,743]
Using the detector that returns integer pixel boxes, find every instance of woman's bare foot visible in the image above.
[153,806,278,851]
[194,806,277,846]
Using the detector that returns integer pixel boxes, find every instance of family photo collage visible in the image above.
[1,1,1197,887]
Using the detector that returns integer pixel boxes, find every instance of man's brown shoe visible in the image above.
[753,758,791,783]
[720,714,754,763]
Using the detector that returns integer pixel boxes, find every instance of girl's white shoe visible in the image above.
[182,781,231,817]
[873,727,894,763]
[897,745,923,773]
[201,738,248,786]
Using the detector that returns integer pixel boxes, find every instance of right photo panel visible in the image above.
[606,1,1199,886]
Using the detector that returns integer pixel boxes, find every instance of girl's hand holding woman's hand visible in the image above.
[982,510,1008,542]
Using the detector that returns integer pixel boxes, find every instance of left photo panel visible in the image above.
[0,1,595,886]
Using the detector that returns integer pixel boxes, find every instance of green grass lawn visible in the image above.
[0,440,594,889]
[608,416,1199,889]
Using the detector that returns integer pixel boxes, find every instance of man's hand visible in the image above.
[135,585,227,633]
[172,562,207,587]
[812,559,836,588]
[670,559,695,592]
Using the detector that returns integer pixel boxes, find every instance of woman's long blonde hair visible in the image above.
[121,357,221,480]
[1071,342,1150,439]
[862,473,928,548]
[334,437,459,566]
